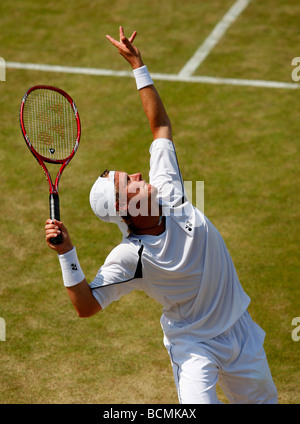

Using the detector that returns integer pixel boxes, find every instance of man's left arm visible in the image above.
[45,219,102,317]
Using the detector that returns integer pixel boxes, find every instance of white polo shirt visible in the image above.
[90,139,250,342]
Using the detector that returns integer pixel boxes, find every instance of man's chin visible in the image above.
[149,184,158,196]
[149,188,160,216]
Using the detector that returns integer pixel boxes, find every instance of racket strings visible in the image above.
[23,89,78,161]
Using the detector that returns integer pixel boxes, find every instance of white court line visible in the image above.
[178,0,251,77]
[6,61,133,78]
[6,61,299,90]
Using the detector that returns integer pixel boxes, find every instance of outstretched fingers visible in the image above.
[105,34,120,48]
[129,30,137,43]
[106,27,137,49]
[119,26,125,39]
[106,26,142,68]
[120,26,137,45]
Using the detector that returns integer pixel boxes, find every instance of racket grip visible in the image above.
[49,193,63,244]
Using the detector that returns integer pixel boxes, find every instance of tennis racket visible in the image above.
[19,85,81,244]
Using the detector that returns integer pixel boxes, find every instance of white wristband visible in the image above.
[58,247,85,287]
[133,65,153,90]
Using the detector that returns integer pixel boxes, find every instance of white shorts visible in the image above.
[164,311,278,404]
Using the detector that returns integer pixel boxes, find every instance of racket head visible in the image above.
[20,85,81,164]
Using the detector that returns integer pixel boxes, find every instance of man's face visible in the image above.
[115,171,159,217]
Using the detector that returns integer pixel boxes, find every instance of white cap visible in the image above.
[89,171,130,237]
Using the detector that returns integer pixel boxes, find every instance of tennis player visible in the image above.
[45,27,278,404]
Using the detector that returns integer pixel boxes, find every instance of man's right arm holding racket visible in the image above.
[45,27,171,317]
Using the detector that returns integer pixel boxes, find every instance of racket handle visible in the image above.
[49,193,63,244]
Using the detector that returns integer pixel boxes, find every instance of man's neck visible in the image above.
[130,215,165,236]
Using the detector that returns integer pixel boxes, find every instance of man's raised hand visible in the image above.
[106,26,144,69]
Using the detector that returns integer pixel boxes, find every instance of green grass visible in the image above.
[0,0,300,404]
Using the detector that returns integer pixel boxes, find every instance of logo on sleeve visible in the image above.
[71,263,78,271]
[185,220,193,231]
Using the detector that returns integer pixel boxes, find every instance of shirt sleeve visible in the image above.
[149,138,196,237]
[89,241,143,309]
[149,138,186,208]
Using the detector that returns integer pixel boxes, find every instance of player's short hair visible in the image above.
[100,169,109,178]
